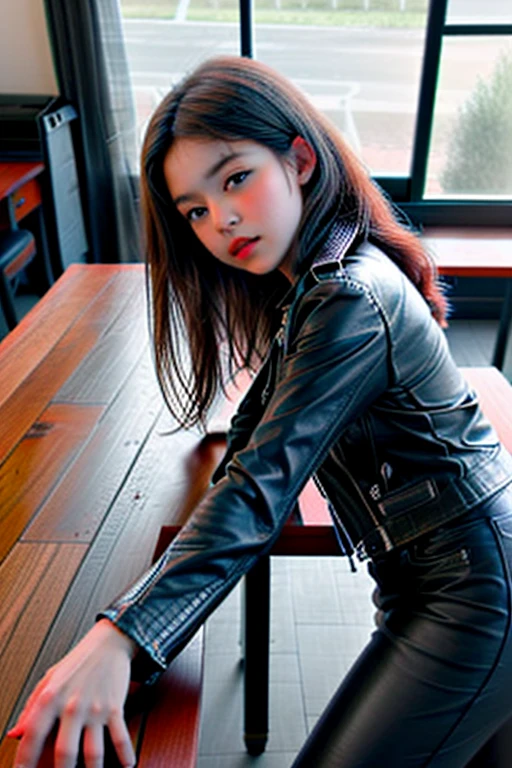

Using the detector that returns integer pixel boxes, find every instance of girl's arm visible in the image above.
[103,275,391,674]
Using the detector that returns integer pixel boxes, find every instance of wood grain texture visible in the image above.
[0,403,104,563]
[0,266,208,765]
[54,277,149,404]
[0,265,138,408]
[15,409,206,722]
[0,270,145,466]
[0,542,87,733]
[24,351,163,543]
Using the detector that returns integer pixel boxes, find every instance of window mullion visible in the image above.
[240,0,255,58]
[409,0,448,202]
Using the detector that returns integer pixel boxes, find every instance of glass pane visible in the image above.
[425,37,512,198]
[120,0,429,174]
[447,0,512,25]
[120,2,240,151]
[254,2,429,175]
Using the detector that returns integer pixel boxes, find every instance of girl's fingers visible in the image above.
[83,723,104,768]
[13,704,61,768]
[108,713,136,767]
[9,673,53,736]
[53,711,84,768]
[10,621,134,767]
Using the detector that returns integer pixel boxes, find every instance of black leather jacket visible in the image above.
[104,220,512,674]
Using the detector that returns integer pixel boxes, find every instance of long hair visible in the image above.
[141,55,448,429]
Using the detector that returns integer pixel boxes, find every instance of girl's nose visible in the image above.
[212,206,240,233]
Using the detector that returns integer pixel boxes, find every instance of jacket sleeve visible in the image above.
[210,351,274,484]
[100,276,391,672]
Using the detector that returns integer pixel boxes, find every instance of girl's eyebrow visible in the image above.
[173,151,247,207]
[206,151,245,180]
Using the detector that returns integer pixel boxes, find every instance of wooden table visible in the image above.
[0,264,213,766]
[0,161,54,289]
[424,227,512,370]
[1,238,511,761]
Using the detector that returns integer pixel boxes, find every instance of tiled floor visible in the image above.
[5,284,512,767]
[198,558,375,766]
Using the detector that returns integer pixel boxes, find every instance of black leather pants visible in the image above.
[292,483,512,767]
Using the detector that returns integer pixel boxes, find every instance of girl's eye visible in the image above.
[225,170,251,190]
[186,207,207,222]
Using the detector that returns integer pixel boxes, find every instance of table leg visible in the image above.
[492,280,512,371]
[244,555,270,756]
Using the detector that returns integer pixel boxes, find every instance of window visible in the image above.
[426,36,512,199]
[254,17,428,177]
[120,0,512,224]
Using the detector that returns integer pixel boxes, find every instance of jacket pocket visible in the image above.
[378,479,438,519]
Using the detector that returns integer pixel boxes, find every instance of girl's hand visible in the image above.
[7,619,137,768]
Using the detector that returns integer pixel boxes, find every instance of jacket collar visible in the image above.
[277,215,362,311]
[311,214,361,276]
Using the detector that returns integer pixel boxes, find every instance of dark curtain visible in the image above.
[43,0,140,263]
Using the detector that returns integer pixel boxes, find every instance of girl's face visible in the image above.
[164,136,316,280]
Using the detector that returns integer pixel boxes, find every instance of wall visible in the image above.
[0,0,58,94]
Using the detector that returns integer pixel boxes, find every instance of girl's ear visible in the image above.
[290,136,317,185]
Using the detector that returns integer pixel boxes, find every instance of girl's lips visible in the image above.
[230,237,260,260]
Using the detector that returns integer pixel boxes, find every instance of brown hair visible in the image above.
[140,55,448,429]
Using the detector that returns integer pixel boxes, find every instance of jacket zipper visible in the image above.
[261,307,289,406]
[331,457,392,560]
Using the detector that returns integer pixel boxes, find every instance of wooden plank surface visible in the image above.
[0,265,138,406]
[424,228,512,277]
[12,409,206,728]
[0,734,17,766]
[24,351,163,543]
[0,266,154,747]
[0,270,145,465]
[0,264,211,765]
[0,403,104,563]
[0,542,87,734]
[54,278,149,404]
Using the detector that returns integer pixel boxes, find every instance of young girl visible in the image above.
[9,55,512,768]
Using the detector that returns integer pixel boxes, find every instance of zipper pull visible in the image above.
[276,305,290,349]
[380,462,393,493]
